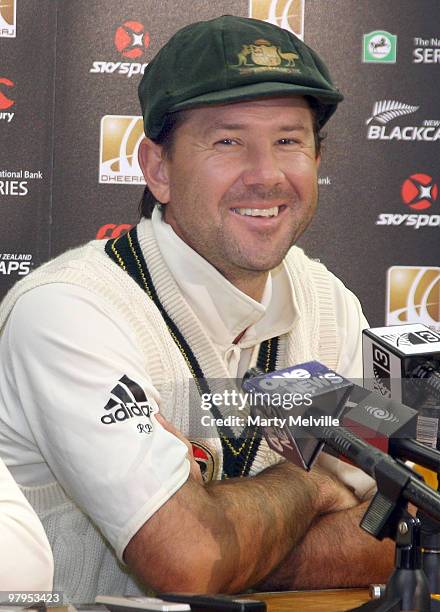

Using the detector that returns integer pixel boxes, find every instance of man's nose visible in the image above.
[241,145,285,187]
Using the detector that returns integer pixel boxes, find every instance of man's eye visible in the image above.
[278,138,301,145]
[215,138,236,145]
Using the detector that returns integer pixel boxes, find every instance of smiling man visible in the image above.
[0,15,393,603]
[139,97,318,302]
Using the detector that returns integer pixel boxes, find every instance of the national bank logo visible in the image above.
[249,0,304,40]
[99,115,145,184]
[0,0,16,38]
[366,100,440,142]
[387,266,440,332]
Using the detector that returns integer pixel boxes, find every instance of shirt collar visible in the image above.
[150,206,298,349]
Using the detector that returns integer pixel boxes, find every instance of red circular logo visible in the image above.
[401,173,438,210]
[0,78,15,110]
[114,21,150,59]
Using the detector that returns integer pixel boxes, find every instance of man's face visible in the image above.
[160,96,319,280]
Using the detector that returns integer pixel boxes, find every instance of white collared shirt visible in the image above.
[152,206,298,377]
[151,206,365,379]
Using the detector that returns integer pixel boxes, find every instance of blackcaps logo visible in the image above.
[114,21,150,59]
[0,77,14,109]
[101,375,154,426]
[401,174,438,210]
[366,101,419,126]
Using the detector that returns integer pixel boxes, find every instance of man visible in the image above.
[0,15,393,602]
[0,457,53,591]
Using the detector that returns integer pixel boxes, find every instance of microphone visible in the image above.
[242,361,353,471]
[243,362,424,469]
[343,384,440,473]
[363,323,440,449]
[242,362,440,523]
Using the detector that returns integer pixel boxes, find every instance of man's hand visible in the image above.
[258,500,394,591]
[308,463,359,514]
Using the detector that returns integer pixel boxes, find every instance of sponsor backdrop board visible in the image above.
[0,1,438,334]
[0,1,56,291]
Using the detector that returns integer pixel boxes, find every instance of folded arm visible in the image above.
[257,500,394,591]
[124,459,358,594]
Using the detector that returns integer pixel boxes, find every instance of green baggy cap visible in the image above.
[138,15,343,139]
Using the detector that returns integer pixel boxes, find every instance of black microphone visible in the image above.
[242,362,440,523]
[363,323,440,448]
[343,384,440,473]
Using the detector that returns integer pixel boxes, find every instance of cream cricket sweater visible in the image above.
[0,219,368,602]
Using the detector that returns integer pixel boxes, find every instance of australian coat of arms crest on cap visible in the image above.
[234,39,300,73]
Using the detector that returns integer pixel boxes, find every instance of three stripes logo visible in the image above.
[0,0,16,38]
[101,374,154,428]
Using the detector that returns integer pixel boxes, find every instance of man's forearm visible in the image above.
[125,461,355,593]
[257,501,395,591]
[204,461,321,592]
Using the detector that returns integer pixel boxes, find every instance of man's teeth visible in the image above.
[233,207,279,217]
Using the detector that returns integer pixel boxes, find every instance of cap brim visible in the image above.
[169,81,343,127]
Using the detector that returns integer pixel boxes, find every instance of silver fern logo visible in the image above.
[367,100,440,142]
[364,405,399,423]
[366,100,419,125]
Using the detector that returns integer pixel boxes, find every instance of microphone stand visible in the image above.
[345,457,440,611]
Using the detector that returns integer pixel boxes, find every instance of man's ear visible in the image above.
[138,138,170,203]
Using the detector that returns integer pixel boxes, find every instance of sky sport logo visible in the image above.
[366,100,440,142]
[90,20,150,78]
[401,174,438,211]
[0,0,16,38]
[363,31,397,63]
[386,266,440,331]
[376,173,439,230]
[114,20,150,59]
[249,0,304,40]
[99,115,145,184]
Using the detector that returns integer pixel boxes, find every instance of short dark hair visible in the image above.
[139,97,326,219]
